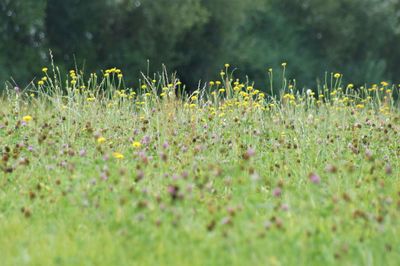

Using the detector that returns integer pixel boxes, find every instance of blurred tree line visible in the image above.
[1,0,400,89]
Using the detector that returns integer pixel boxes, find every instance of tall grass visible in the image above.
[0,64,399,265]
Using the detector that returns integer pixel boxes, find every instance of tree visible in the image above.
[0,0,47,86]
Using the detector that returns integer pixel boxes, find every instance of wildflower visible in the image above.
[334,73,341,79]
[224,63,230,68]
[309,173,321,184]
[112,152,124,159]
[162,141,169,149]
[273,187,282,197]
[132,141,141,148]
[38,80,44,86]
[243,147,255,160]
[167,185,180,201]
[22,115,33,122]
[97,137,106,144]
[42,67,48,73]
[281,62,287,67]
[79,149,87,157]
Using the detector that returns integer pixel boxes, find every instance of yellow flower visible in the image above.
[38,80,44,86]
[42,67,48,73]
[334,73,341,79]
[281,62,287,67]
[97,137,106,144]
[22,115,33,122]
[132,141,141,148]
[224,63,230,68]
[112,152,124,159]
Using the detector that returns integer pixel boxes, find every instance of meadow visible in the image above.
[0,64,399,265]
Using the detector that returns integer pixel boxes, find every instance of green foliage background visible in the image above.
[1,0,400,88]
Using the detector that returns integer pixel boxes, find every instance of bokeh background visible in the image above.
[1,0,400,89]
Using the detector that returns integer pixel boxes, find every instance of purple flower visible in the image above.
[243,147,255,160]
[273,187,282,197]
[141,135,151,145]
[79,149,87,157]
[162,141,169,149]
[281,203,289,211]
[100,172,108,181]
[309,173,321,184]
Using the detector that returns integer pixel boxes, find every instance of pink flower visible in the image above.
[273,187,282,197]
[309,173,321,184]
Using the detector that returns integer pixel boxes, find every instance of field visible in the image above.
[0,65,399,265]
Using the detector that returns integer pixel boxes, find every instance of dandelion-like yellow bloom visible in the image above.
[132,141,141,148]
[38,80,44,86]
[42,67,48,73]
[22,115,33,122]
[112,152,124,159]
[97,137,106,144]
[334,73,341,79]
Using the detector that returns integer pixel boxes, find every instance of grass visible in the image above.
[0,65,399,265]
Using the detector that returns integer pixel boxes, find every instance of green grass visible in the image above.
[0,66,399,265]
